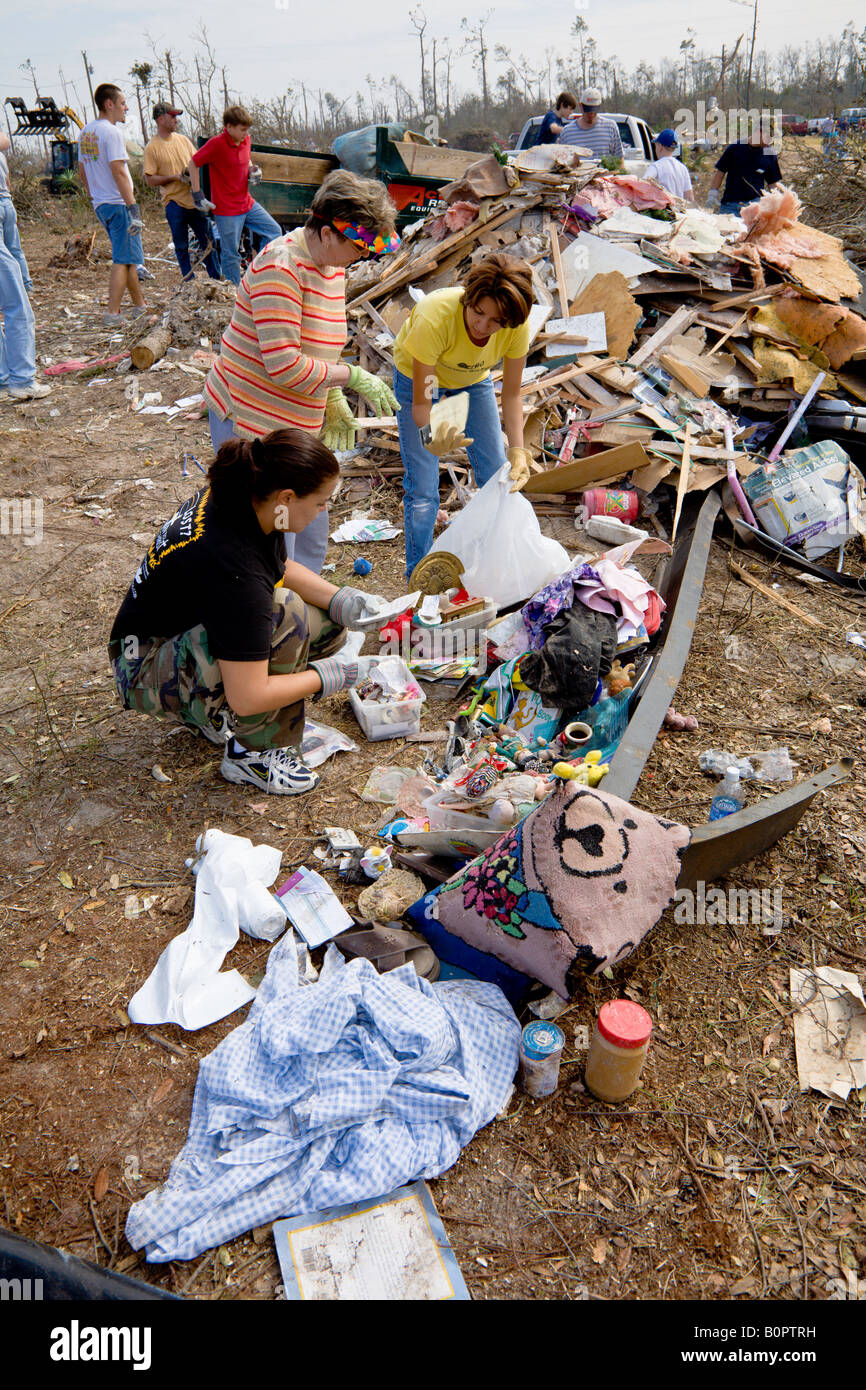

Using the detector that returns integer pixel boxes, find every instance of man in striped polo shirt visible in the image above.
[557,88,623,160]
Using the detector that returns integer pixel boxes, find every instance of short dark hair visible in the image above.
[555,91,578,111]
[208,428,339,511]
[95,83,123,112]
[307,169,397,239]
[223,104,253,128]
[461,253,533,329]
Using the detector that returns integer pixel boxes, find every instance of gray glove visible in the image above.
[127,202,144,233]
[193,190,216,214]
[705,188,721,211]
[310,653,379,698]
[328,586,388,630]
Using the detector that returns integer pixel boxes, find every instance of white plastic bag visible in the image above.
[430,466,570,606]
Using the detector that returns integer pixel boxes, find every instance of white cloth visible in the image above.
[127,829,286,1031]
[78,118,128,206]
[645,155,692,199]
[125,937,520,1262]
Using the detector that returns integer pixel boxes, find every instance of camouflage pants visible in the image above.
[108,587,346,752]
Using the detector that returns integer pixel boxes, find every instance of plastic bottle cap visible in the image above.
[521,1021,565,1060]
[597,1000,652,1049]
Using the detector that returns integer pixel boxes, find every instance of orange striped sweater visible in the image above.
[204,228,347,438]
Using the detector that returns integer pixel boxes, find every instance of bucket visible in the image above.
[582,488,639,524]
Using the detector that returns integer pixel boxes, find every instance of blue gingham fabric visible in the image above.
[125,934,520,1262]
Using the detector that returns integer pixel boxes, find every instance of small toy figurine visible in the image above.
[607,660,635,697]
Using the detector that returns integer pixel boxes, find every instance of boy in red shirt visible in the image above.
[189,104,282,284]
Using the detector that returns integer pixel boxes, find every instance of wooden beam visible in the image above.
[627,304,697,368]
[730,561,822,628]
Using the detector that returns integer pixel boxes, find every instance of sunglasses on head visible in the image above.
[330,218,400,259]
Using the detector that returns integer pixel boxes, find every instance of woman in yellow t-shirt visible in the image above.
[391,254,534,580]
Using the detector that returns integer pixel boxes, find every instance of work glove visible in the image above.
[705,188,721,211]
[126,202,144,233]
[310,653,379,699]
[424,417,474,457]
[321,387,356,452]
[248,164,263,185]
[506,446,533,492]
[193,190,216,214]
[347,364,400,417]
[328,586,388,630]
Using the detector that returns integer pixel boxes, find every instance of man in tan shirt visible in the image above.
[143,103,219,280]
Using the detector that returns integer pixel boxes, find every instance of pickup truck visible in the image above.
[203,127,485,233]
[509,112,655,173]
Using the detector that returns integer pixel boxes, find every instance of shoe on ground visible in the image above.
[103,311,125,328]
[8,382,51,401]
[129,305,148,320]
[0,387,9,403]
[220,742,319,795]
[136,264,156,281]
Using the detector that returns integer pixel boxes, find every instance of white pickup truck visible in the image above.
[510,112,655,174]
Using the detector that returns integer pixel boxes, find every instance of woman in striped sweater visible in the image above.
[204,171,401,573]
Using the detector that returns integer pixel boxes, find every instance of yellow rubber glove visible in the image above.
[321,388,356,452]
[425,419,474,457]
[506,446,533,492]
[347,364,400,416]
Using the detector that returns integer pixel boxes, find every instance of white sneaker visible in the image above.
[8,382,51,401]
[220,742,320,795]
[103,311,125,328]
[130,305,149,320]
[136,264,156,281]
[194,710,231,746]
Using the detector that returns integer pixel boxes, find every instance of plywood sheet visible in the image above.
[569,270,642,361]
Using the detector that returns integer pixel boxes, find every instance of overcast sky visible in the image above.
[1,0,861,132]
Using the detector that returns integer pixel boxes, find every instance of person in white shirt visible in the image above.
[644,129,693,201]
[77,83,147,328]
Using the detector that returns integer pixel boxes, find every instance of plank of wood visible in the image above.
[355,299,394,338]
[519,363,583,396]
[704,283,785,312]
[352,416,398,429]
[392,141,482,180]
[627,304,697,368]
[705,310,749,357]
[730,562,822,628]
[522,441,651,494]
[544,215,570,320]
[659,350,711,398]
[254,151,336,185]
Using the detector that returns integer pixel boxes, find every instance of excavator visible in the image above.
[3,95,83,193]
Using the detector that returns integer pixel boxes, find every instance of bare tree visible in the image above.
[130,60,153,142]
[461,11,493,122]
[409,8,430,111]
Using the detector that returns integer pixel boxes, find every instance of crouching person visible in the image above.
[108,428,383,794]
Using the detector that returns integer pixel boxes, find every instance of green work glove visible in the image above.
[347,364,400,417]
[321,387,356,453]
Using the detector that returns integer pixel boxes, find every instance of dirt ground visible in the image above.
[1,194,864,1303]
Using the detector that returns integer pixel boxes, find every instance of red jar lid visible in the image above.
[597,1000,652,1049]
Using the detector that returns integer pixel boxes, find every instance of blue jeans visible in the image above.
[164,199,220,280]
[0,236,35,388]
[207,409,329,573]
[393,367,507,580]
[214,202,282,285]
[95,202,143,265]
[0,197,32,292]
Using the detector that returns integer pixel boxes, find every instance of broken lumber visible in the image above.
[729,561,822,628]
[131,327,172,371]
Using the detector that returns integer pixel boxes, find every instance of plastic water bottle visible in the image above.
[709,766,745,821]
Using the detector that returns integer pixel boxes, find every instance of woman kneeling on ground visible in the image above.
[108,429,383,795]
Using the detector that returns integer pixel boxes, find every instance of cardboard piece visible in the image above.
[521,441,652,495]
[561,232,657,300]
[569,271,642,361]
[791,966,866,1101]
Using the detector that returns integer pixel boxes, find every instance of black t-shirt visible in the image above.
[715,141,781,204]
[110,488,285,661]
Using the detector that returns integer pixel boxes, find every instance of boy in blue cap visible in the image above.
[645,130,693,201]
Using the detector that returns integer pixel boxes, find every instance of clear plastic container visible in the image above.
[584,1000,652,1102]
[349,688,425,741]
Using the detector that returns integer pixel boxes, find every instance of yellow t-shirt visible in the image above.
[143,132,196,209]
[392,286,531,388]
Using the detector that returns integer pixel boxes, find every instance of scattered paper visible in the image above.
[330,516,402,543]
[791,965,866,1101]
[275,866,353,950]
